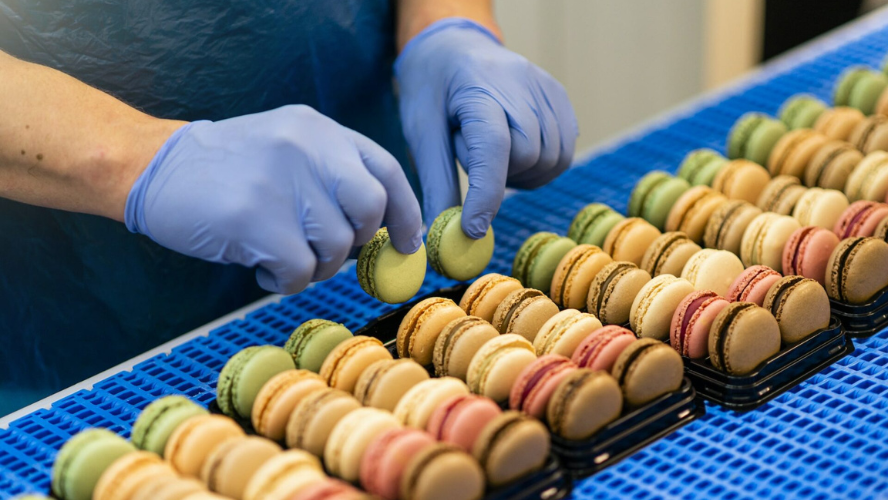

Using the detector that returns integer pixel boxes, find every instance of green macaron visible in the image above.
[285,319,354,372]
[216,345,295,420]
[52,428,135,500]
[677,149,728,186]
[426,206,495,281]
[727,112,788,166]
[357,227,427,304]
[835,67,888,115]
[568,203,625,247]
[628,171,690,230]
[130,395,207,456]
[779,94,827,130]
[511,232,577,293]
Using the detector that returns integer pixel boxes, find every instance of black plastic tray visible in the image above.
[829,285,888,337]
[550,377,704,479]
[683,316,853,411]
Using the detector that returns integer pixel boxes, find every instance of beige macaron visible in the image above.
[813,106,865,141]
[681,249,745,297]
[466,334,537,403]
[630,275,695,341]
[740,213,801,273]
[713,159,772,204]
[533,309,603,357]
[767,128,829,178]
[603,217,662,266]
[353,358,430,411]
[666,186,729,243]
[792,188,850,230]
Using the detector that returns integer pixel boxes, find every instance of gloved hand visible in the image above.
[396,18,578,238]
[125,105,423,295]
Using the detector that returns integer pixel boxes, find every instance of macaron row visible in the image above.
[357,206,495,304]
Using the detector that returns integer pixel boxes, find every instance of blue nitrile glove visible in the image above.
[125,105,423,295]
[395,18,579,238]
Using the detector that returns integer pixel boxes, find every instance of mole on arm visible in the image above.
[36,153,43,161]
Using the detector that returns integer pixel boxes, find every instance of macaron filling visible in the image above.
[767,276,805,319]
[595,263,633,315]
[835,238,867,302]
[647,233,686,275]
[810,146,850,187]
[616,343,656,386]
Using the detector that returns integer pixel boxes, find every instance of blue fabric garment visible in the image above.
[0,0,408,415]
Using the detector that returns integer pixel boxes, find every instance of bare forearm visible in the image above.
[396,0,501,52]
[0,51,185,221]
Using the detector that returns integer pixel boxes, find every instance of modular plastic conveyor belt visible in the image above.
[4,8,888,500]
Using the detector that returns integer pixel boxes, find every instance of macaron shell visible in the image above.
[603,218,662,266]
[427,207,495,281]
[397,298,467,365]
[393,377,471,429]
[131,396,208,457]
[459,274,523,323]
[641,232,701,277]
[833,201,888,238]
[726,266,782,306]
[813,106,865,141]
[666,187,729,242]
[641,176,691,230]
[130,477,206,500]
[845,151,888,202]
[251,371,326,441]
[703,201,762,255]
[320,336,393,393]
[466,335,537,403]
[709,304,781,375]
[826,237,888,303]
[93,451,175,500]
[243,450,324,500]
[805,140,863,190]
[527,237,578,293]
[782,227,839,286]
[358,228,427,304]
[681,249,745,297]
[533,310,603,357]
[570,327,635,372]
[549,244,613,309]
[767,129,827,177]
[546,370,622,440]
[740,213,801,272]
[508,355,576,418]
[764,277,831,344]
[746,117,788,165]
[792,188,850,230]
[401,445,485,500]
[360,429,435,500]
[630,276,696,340]
[850,114,888,153]
[52,429,137,500]
[493,289,560,342]
[672,294,729,359]
[576,210,626,247]
[325,408,403,482]
[355,359,430,411]
[201,437,281,500]
[614,341,684,407]
[472,413,549,487]
[285,321,354,373]
[285,389,362,457]
[713,160,770,204]
[587,263,652,326]
[433,317,499,380]
[165,415,246,478]
[428,396,502,453]
[221,346,297,420]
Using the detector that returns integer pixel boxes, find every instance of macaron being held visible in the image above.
[665,186,729,243]
[217,345,296,420]
[52,428,137,500]
[131,395,208,457]
[354,359,430,412]
[397,297,466,366]
[641,232,701,277]
[740,213,801,272]
[512,232,577,293]
[726,265,782,305]
[813,106,866,141]
[466,334,537,403]
[284,319,353,373]
[472,411,550,487]
[708,302,781,375]
[712,159,771,204]
[804,139,864,190]
[782,227,840,286]
[586,262,652,326]
[603,217,662,266]
[568,203,625,247]
[426,394,502,453]
[792,188,850,230]
[703,200,762,255]
[533,309,603,357]
[833,200,888,238]
[670,290,729,359]
[676,148,728,187]
[630,275,695,341]
[763,276,831,343]
[491,288,559,342]
[571,325,636,372]
[549,244,613,309]
[546,369,623,440]
[319,335,393,393]
[611,338,683,407]
[509,354,577,418]
[433,316,500,380]
[680,249,744,297]
[459,273,523,323]
[628,171,690,230]
[427,206,494,281]
[358,227,427,304]
[779,94,827,130]
[826,237,888,304]
[727,112,788,166]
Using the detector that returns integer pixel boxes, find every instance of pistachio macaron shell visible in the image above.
[458,273,523,323]
[727,112,788,166]
[427,206,494,281]
[533,309,602,357]
[131,396,208,457]
[826,237,888,304]
[712,159,771,204]
[587,261,652,326]
[568,203,625,247]
[630,275,695,341]
[284,319,354,373]
[836,67,888,115]
[357,227,427,304]
[813,106,866,141]
[548,244,613,309]
[779,95,827,130]
[763,276,831,344]
[680,249,745,297]
[708,303,781,375]
[433,316,500,380]
[665,186,729,243]
[603,217,662,266]
[611,338,683,407]
[471,411,550,487]
[396,297,466,365]
[703,200,762,255]
[740,213,801,272]
[512,232,577,293]
[677,149,728,186]
[804,140,863,190]
[546,369,623,440]
[217,345,296,420]
[641,232,701,277]
[629,171,690,230]
[52,428,137,500]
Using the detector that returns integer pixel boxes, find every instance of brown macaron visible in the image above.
[848,114,888,153]
[813,106,865,141]
[586,261,652,326]
[492,288,559,342]
[610,338,683,407]
[767,129,829,178]
[825,237,888,304]
[804,139,864,190]
[763,276,831,344]
[708,302,781,375]
[471,411,550,487]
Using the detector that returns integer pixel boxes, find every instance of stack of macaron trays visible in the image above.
[357,282,703,478]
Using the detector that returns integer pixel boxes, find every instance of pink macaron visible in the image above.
[782,226,840,286]
[508,355,577,418]
[670,290,729,359]
[833,200,888,238]
[726,265,783,305]
[360,428,436,500]
[292,478,364,500]
[426,394,502,453]
[570,326,636,372]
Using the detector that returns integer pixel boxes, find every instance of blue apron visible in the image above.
[0,0,409,414]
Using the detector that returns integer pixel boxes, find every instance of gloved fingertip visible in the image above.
[461,214,492,240]
[391,229,424,255]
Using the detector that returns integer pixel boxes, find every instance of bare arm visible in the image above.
[0,51,185,221]
[396,0,501,51]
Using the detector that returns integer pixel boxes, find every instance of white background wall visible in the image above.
[494,0,763,154]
